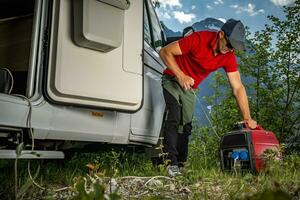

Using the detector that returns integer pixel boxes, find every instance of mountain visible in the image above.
[192,17,224,32]
[161,17,225,38]
[160,21,181,37]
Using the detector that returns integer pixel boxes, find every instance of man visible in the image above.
[159,19,257,177]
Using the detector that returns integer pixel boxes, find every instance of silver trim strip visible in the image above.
[0,150,64,159]
[27,0,43,97]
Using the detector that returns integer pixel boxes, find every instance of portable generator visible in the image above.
[220,123,279,172]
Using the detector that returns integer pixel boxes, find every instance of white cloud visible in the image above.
[173,11,196,24]
[206,4,213,10]
[270,0,295,6]
[156,9,172,21]
[162,12,171,19]
[191,5,196,10]
[158,0,182,8]
[230,3,265,16]
[218,18,226,23]
[156,0,183,22]
[231,4,238,9]
[214,0,224,5]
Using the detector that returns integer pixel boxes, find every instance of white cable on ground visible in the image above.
[4,68,47,191]
[13,94,71,192]
[10,94,46,190]
[192,90,220,139]
[4,69,72,193]
[27,162,45,190]
[2,67,14,94]
[11,94,34,150]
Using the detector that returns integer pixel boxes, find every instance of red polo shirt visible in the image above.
[163,31,238,89]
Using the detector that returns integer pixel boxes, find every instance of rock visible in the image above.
[106,178,118,193]
[169,183,176,191]
[147,179,163,188]
[180,187,192,194]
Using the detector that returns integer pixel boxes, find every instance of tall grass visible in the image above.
[184,124,300,199]
[0,128,299,199]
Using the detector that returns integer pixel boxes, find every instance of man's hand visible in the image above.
[159,42,194,90]
[176,73,194,90]
[245,119,257,129]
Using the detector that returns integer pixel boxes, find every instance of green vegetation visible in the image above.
[0,1,299,200]
[0,141,299,199]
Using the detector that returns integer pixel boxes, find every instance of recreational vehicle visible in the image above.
[0,0,166,158]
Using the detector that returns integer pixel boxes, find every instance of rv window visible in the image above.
[147,0,163,51]
[144,4,151,45]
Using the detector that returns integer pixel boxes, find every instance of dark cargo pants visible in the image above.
[162,75,196,166]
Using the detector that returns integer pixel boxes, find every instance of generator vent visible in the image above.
[221,132,247,148]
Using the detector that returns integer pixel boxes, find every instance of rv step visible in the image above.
[0,150,64,159]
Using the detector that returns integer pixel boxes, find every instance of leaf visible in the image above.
[17,165,40,199]
[107,192,122,200]
[72,177,90,200]
[86,163,96,171]
[93,181,105,200]
[248,189,292,200]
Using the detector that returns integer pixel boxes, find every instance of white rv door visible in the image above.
[45,0,143,112]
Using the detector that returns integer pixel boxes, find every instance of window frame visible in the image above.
[144,0,164,52]
[143,2,151,45]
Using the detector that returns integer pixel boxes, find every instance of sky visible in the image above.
[155,0,295,34]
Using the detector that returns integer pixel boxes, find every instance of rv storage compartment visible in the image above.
[73,0,130,52]
[220,123,279,172]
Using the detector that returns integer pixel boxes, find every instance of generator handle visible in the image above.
[244,121,263,130]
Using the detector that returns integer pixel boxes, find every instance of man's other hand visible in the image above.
[245,119,257,129]
[177,74,194,90]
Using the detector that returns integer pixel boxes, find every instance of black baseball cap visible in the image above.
[221,19,246,51]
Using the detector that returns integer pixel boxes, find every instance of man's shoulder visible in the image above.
[195,30,218,37]
[191,30,217,46]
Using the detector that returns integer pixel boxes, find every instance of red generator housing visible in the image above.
[220,123,280,172]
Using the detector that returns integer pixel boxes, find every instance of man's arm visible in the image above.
[159,41,194,90]
[227,71,257,129]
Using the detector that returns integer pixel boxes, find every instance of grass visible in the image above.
[0,135,299,199]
